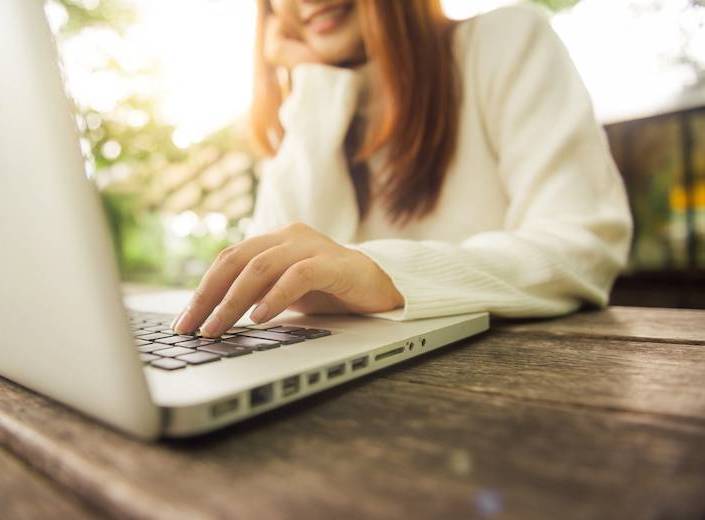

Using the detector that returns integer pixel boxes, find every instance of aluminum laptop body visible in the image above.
[0,0,489,439]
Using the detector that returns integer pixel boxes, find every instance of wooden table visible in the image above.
[2,306,705,519]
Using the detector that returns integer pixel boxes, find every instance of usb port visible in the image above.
[351,356,368,371]
[327,364,345,379]
[249,384,273,408]
[282,375,300,397]
[307,372,320,385]
[210,397,239,418]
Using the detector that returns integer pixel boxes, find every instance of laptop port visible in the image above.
[351,356,368,371]
[327,364,345,379]
[375,346,405,361]
[210,397,239,418]
[249,384,273,408]
[282,375,300,397]
[307,372,320,385]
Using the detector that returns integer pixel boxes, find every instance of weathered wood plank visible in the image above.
[383,332,705,421]
[495,306,705,344]
[1,373,704,520]
[0,447,97,519]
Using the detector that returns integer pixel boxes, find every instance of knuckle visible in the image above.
[190,288,210,308]
[269,284,293,307]
[291,260,316,285]
[217,297,238,316]
[216,245,239,266]
[282,221,309,235]
[247,253,272,276]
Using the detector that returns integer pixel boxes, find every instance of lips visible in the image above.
[301,2,354,34]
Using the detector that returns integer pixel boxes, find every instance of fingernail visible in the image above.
[171,309,185,330]
[201,314,223,337]
[251,303,269,323]
[173,306,191,333]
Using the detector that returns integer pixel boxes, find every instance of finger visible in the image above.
[264,14,318,68]
[287,291,349,315]
[264,16,285,64]
[200,244,311,337]
[173,233,282,334]
[250,256,340,323]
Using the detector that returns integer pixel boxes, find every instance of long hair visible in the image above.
[251,0,462,225]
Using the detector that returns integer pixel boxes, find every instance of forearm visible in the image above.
[247,64,363,242]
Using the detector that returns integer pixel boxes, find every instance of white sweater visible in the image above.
[246,5,633,321]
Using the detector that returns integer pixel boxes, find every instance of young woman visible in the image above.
[173,0,632,338]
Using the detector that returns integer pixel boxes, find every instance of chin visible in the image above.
[307,32,365,66]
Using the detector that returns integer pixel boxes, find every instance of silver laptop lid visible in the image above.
[0,0,160,438]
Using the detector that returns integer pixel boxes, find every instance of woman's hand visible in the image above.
[264,15,320,69]
[172,223,404,338]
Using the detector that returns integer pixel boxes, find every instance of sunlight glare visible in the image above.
[133,0,257,148]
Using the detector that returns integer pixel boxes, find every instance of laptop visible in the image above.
[0,0,489,439]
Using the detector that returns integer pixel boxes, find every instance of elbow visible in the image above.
[584,216,633,309]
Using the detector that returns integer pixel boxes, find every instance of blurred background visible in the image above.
[46,0,705,308]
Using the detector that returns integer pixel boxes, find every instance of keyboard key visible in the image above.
[140,353,160,363]
[135,339,151,346]
[152,346,195,357]
[290,328,332,339]
[140,321,162,328]
[251,343,281,351]
[237,330,305,344]
[142,325,171,332]
[177,351,221,365]
[221,340,280,352]
[222,336,281,349]
[175,339,216,348]
[198,344,253,358]
[150,358,187,370]
[134,330,158,337]
[269,326,306,333]
[194,331,224,339]
[162,329,194,336]
[225,327,250,334]
[244,323,279,330]
[139,332,172,341]
[138,343,169,353]
[154,335,195,345]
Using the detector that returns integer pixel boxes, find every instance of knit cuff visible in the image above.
[279,63,363,146]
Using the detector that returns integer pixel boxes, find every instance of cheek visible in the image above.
[307,25,364,65]
[269,0,290,15]
[270,0,304,37]
[269,0,298,19]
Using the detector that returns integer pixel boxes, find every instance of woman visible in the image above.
[173,0,632,338]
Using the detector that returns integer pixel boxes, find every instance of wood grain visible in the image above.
[495,306,705,344]
[385,332,705,421]
[0,447,97,519]
[1,306,704,519]
[1,367,705,519]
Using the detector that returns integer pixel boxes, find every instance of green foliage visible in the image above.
[530,0,580,11]
[55,0,135,35]
[51,0,252,286]
[102,190,166,279]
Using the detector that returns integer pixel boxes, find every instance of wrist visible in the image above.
[279,64,363,143]
[347,247,405,312]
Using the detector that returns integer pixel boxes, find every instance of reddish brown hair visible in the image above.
[251,0,461,225]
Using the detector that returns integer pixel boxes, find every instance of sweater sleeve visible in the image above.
[246,63,363,243]
[348,5,633,321]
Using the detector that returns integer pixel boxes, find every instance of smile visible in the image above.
[302,2,354,34]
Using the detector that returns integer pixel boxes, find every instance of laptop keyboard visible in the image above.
[129,312,331,371]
